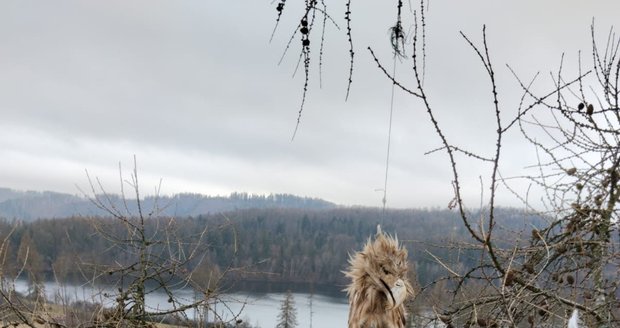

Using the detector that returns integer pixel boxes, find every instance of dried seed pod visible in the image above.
[602,175,611,187]
[538,300,549,316]
[578,102,585,110]
[556,243,568,254]
[566,167,577,175]
[505,270,516,286]
[551,272,559,282]
[566,221,576,233]
[587,104,594,115]
[595,196,603,206]
[523,262,535,274]
[302,39,310,46]
[300,26,309,35]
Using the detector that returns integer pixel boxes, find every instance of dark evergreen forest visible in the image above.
[0,207,543,295]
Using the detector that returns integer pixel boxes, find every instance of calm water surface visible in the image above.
[12,280,348,328]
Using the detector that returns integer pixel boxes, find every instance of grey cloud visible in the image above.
[0,0,618,208]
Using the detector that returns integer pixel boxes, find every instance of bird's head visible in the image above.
[346,225,413,310]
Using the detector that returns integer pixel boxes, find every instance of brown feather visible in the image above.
[344,227,413,328]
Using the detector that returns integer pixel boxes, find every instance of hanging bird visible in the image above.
[344,225,414,328]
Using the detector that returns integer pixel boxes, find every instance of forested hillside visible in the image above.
[0,187,334,221]
[0,206,543,293]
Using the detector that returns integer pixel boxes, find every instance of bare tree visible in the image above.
[273,1,619,327]
[390,19,618,328]
[0,157,238,327]
[79,156,244,327]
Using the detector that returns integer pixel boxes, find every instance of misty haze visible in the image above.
[1,0,619,327]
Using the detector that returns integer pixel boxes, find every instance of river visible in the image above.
[12,279,348,328]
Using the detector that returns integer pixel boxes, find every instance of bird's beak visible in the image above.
[388,279,407,309]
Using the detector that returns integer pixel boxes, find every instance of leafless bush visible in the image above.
[0,157,247,327]
[78,156,245,327]
[392,14,618,328]
[275,1,619,326]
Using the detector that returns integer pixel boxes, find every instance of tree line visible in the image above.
[0,188,335,222]
[0,206,543,293]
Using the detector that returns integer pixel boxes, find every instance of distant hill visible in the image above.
[0,187,336,221]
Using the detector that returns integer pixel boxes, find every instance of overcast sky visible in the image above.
[0,1,618,208]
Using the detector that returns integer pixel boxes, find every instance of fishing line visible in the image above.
[381,55,398,224]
